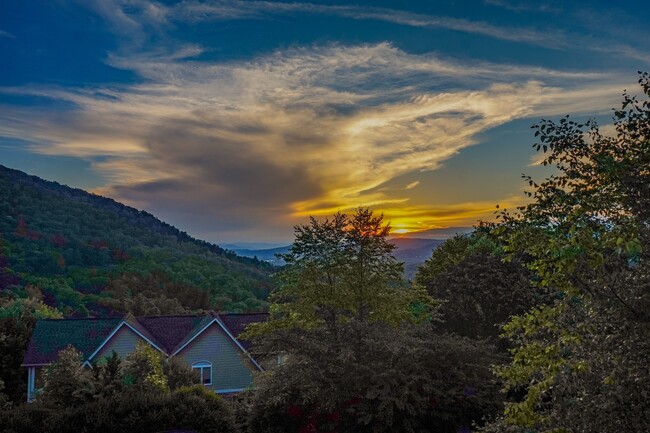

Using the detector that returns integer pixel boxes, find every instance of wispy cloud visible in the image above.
[157,0,650,60]
[405,181,420,190]
[484,0,561,14]
[167,0,565,47]
[0,29,16,38]
[0,40,631,240]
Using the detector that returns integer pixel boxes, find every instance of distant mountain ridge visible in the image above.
[231,237,445,279]
[0,165,273,316]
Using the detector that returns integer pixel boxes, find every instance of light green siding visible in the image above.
[175,322,256,392]
[93,325,144,362]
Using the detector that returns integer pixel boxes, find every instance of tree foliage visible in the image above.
[122,341,169,394]
[416,230,538,342]
[245,209,498,432]
[0,296,61,403]
[40,346,95,407]
[245,208,433,337]
[249,322,501,433]
[163,355,201,391]
[1,345,227,433]
[483,72,650,433]
[0,164,273,317]
[1,384,237,433]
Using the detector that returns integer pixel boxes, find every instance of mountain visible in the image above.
[397,227,474,239]
[0,165,274,317]
[228,246,290,266]
[390,238,445,279]
[232,237,444,279]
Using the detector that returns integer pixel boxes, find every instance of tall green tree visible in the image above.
[0,296,61,403]
[484,72,650,433]
[245,208,432,337]
[245,209,502,433]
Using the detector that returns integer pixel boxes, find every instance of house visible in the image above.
[22,311,268,401]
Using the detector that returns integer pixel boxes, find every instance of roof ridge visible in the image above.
[218,312,269,316]
[136,313,206,319]
[38,317,122,321]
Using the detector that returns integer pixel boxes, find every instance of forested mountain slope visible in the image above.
[0,165,273,316]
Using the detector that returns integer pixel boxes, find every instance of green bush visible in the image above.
[0,387,238,433]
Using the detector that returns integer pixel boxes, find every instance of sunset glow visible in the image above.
[1,1,647,243]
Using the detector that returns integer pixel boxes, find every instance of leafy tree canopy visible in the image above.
[245,208,433,337]
[483,72,650,433]
[0,297,62,403]
[0,164,273,316]
[250,321,501,433]
[416,230,538,342]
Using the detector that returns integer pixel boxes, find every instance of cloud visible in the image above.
[0,30,16,38]
[0,38,635,240]
[405,181,420,190]
[151,0,650,62]
[164,0,564,47]
[83,0,564,50]
[484,0,561,14]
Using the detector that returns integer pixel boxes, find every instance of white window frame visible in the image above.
[192,361,212,386]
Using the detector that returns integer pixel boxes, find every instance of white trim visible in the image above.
[191,361,213,386]
[216,388,245,394]
[86,320,166,363]
[21,363,49,367]
[171,318,263,371]
[27,367,35,402]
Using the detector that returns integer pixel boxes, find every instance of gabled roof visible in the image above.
[22,312,268,367]
[23,317,122,366]
[135,314,207,354]
[86,319,167,363]
[169,312,267,371]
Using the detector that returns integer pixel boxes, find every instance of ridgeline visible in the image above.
[0,165,273,317]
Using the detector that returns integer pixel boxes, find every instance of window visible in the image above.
[192,361,212,386]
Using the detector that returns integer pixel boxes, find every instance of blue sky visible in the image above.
[1,0,649,243]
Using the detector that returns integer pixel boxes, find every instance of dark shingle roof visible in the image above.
[23,317,122,365]
[218,313,269,350]
[136,315,207,354]
[22,312,268,366]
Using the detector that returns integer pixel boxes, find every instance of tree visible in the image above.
[40,346,95,407]
[0,296,61,403]
[416,231,539,343]
[483,72,650,432]
[0,379,10,410]
[1,384,239,433]
[163,356,200,391]
[245,209,499,432]
[122,341,169,393]
[249,321,502,433]
[245,208,432,337]
[92,351,124,398]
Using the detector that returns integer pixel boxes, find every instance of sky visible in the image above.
[1,0,649,245]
